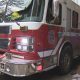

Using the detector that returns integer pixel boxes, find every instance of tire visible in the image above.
[0,72,4,75]
[59,46,73,74]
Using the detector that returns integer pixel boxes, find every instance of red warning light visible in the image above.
[36,65,43,71]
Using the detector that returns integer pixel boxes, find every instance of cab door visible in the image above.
[46,0,62,50]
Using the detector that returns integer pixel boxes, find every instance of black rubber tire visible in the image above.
[59,46,73,74]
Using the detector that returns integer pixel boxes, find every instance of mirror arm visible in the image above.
[52,0,59,18]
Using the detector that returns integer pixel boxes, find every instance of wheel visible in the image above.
[59,46,73,74]
[0,72,4,75]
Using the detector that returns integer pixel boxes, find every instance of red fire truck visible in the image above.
[0,0,79,77]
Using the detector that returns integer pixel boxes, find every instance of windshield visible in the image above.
[0,0,45,22]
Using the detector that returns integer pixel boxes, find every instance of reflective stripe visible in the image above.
[38,37,63,58]
[38,50,53,58]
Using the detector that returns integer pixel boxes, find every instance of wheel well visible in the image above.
[58,42,73,74]
[61,42,73,58]
[62,42,73,51]
[58,42,73,65]
[62,42,73,55]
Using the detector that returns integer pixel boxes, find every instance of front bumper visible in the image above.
[0,53,58,77]
[0,58,39,77]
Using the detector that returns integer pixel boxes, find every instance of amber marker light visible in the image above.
[20,26,28,32]
[16,22,28,32]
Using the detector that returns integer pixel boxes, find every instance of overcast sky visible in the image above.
[72,0,80,5]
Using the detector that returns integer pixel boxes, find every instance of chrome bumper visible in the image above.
[0,54,58,77]
[0,58,38,77]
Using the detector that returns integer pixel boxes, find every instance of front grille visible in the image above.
[0,26,10,34]
[0,26,11,49]
[0,39,9,49]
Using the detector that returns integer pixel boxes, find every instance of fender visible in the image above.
[57,40,72,65]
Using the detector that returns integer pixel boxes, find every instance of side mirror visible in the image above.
[52,0,59,17]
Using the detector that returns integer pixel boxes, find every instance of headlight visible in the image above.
[17,45,22,50]
[17,45,33,52]
[22,46,28,51]
[16,37,34,52]
[21,38,28,45]
[18,37,33,45]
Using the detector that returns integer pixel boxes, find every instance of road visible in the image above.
[0,57,80,80]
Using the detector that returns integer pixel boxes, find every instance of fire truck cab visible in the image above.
[0,0,79,77]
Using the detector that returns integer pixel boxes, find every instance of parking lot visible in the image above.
[0,57,80,80]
